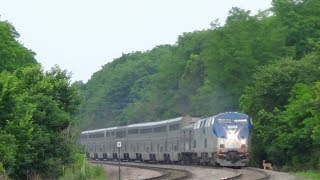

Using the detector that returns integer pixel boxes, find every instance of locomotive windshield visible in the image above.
[217,119,247,125]
[234,119,247,125]
[217,119,232,124]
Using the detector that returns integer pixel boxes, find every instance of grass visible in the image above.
[59,164,107,180]
[59,153,107,180]
[296,170,320,180]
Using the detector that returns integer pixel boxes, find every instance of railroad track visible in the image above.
[92,160,268,180]
[92,160,191,179]
[237,167,269,180]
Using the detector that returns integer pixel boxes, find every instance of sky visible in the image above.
[0,0,272,82]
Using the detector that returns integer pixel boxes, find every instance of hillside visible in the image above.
[78,0,320,171]
[78,7,290,129]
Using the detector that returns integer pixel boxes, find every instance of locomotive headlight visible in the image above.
[240,139,246,144]
[226,130,238,140]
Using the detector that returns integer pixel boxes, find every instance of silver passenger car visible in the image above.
[81,116,198,162]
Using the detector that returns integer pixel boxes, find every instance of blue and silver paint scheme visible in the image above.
[212,112,252,166]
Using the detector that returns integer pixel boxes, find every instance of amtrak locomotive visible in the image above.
[80,112,252,167]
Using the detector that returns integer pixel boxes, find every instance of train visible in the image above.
[80,112,252,167]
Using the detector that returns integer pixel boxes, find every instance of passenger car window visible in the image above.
[116,130,126,138]
[169,124,180,131]
[140,128,152,134]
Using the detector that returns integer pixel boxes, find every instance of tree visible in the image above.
[0,20,37,72]
[272,0,320,58]
[240,52,320,169]
[0,65,81,179]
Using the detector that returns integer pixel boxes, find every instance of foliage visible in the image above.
[272,0,320,58]
[240,53,320,170]
[0,20,37,72]
[0,65,81,179]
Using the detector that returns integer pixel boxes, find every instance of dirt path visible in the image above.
[259,169,301,180]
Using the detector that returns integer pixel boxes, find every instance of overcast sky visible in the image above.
[0,0,272,82]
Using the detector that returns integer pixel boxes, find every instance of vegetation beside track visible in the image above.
[296,171,320,180]
[59,154,107,180]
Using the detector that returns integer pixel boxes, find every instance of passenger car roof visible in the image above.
[126,117,182,128]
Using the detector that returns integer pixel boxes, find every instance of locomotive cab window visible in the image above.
[203,120,207,127]
[211,117,215,125]
[206,119,211,126]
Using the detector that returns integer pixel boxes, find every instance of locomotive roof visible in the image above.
[214,112,248,119]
